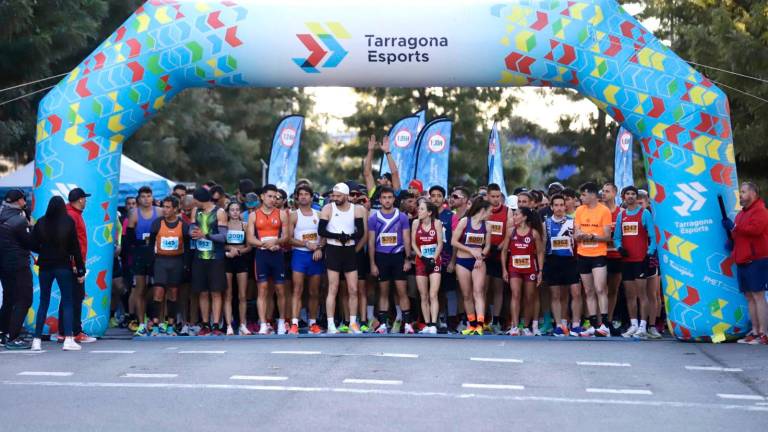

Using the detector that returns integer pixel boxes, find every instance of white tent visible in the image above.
[0,155,176,202]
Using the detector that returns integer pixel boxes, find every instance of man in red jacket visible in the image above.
[724,182,768,345]
[64,188,96,343]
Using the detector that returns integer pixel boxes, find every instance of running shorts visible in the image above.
[544,255,580,286]
[577,255,607,275]
[254,249,286,283]
[191,258,226,293]
[291,249,325,277]
[374,252,406,282]
[153,255,184,287]
[325,244,357,273]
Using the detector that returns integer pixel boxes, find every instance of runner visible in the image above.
[172,184,187,200]
[224,201,252,336]
[562,188,578,217]
[126,186,161,336]
[485,183,509,334]
[288,184,325,335]
[636,189,663,339]
[246,184,288,335]
[364,135,401,210]
[574,182,613,337]
[602,182,624,335]
[412,200,444,334]
[430,185,454,333]
[350,183,371,333]
[501,207,545,336]
[368,187,413,334]
[146,196,190,337]
[190,188,228,336]
[516,191,533,210]
[319,183,367,334]
[543,194,582,337]
[451,198,492,335]
[450,187,470,331]
[613,186,656,339]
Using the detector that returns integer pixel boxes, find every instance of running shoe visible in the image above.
[198,325,211,336]
[288,324,299,335]
[309,324,323,334]
[759,334,768,345]
[165,324,177,337]
[391,320,402,334]
[595,324,611,337]
[178,324,190,336]
[327,324,339,334]
[211,324,224,336]
[337,323,350,334]
[553,324,569,337]
[128,320,140,332]
[489,323,503,335]
[62,337,82,351]
[257,323,272,335]
[455,321,467,333]
[570,326,585,337]
[238,324,252,336]
[647,327,663,339]
[0,332,5,347]
[404,323,415,334]
[5,338,31,350]
[482,323,493,334]
[109,317,119,328]
[415,322,427,333]
[226,325,235,336]
[610,320,623,337]
[134,324,148,337]
[533,327,542,336]
[507,327,520,336]
[31,338,42,351]
[350,322,362,334]
[374,323,388,334]
[461,325,476,336]
[521,328,533,336]
[277,322,287,335]
[150,325,161,337]
[579,326,595,337]
[632,327,648,339]
[622,325,639,338]
[737,331,757,344]
[475,326,484,336]
[429,326,438,334]
[360,324,370,333]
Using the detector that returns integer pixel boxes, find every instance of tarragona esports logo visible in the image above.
[293,22,351,73]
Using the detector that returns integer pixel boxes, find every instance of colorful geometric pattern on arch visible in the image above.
[31,0,742,340]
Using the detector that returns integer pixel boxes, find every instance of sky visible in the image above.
[306,3,654,135]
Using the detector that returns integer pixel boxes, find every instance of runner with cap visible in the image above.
[126,186,162,336]
[364,135,402,211]
[319,182,367,334]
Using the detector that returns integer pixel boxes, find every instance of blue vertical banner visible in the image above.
[268,115,304,193]
[613,126,634,204]
[414,118,452,191]
[487,122,507,196]
[380,115,420,186]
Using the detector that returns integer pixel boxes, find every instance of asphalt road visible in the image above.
[2,334,767,431]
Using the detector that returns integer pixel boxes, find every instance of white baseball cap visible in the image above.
[332,182,350,195]
[506,195,519,210]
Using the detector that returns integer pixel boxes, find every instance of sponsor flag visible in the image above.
[414,118,452,191]
[487,122,507,196]
[380,115,420,186]
[613,126,634,204]
[267,115,304,193]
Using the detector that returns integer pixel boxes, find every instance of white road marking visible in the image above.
[1,351,45,354]
[17,372,73,377]
[4,380,768,412]
[586,388,653,395]
[343,379,403,385]
[684,366,743,372]
[230,375,288,381]
[271,351,321,355]
[376,353,419,359]
[165,347,178,350]
[470,357,523,363]
[121,373,178,379]
[756,402,768,406]
[462,383,524,390]
[178,351,226,354]
[717,394,765,401]
[90,350,135,354]
[577,361,631,367]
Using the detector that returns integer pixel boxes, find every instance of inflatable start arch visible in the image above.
[33,0,743,341]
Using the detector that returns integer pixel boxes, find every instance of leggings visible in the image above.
[0,263,33,340]
[36,267,76,338]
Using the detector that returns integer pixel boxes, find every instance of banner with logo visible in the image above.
[613,126,633,204]
[268,115,304,193]
[414,118,452,191]
[487,122,507,197]
[380,115,420,186]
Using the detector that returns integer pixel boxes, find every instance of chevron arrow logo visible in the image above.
[293,22,350,73]
[673,182,707,216]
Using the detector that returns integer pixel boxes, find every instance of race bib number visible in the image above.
[488,221,504,237]
[260,236,277,250]
[300,231,318,243]
[622,221,639,236]
[159,237,180,251]
[465,233,484,246]
[551,236,571,251]
[227,230,245,244]
[380,232,398,246]
[196,239,213,252]
[421,244,437,258]
[581,239,598,248]
[512,255,532,269]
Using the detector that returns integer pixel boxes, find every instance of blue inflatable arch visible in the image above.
[33,0,742,341]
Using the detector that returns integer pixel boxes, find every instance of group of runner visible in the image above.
[111,135,664,339]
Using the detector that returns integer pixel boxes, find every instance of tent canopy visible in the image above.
[0,155,176,204]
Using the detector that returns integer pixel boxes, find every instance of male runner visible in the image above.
[364,135,401,210]
[602,182,624,335]
[126,186,161,335]
[485,183,509,334]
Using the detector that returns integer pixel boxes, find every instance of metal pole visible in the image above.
[260,159,268,186]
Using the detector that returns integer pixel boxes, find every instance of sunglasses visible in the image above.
[451,194,464,200]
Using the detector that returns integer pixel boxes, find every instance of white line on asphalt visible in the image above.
[462,383,524,390]
[717,394,765,401]
[90,350,135,354]
[376,353,419,359]
[271,351,321,355]
[756,402,768,406]
[5,380,768,412]
[230,375,288,381]
[586,388,653,395]
[165,347,178,350]
[178,351,226,354]
[470,357,523,363]
[121,374,178,379]
[343,379,403,385]
[17,372,73,377]
[1,351,45,354]
[684,366,743,372]
[577,362,631,367]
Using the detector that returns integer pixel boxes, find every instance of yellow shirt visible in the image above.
[574,204,612,257]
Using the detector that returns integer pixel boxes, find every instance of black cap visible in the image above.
[68,187,91,202]
[378,173,393,181]
[4,189,25,203]
[192,188,211,203]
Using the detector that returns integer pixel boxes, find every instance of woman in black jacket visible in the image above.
[30,196,86,351]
